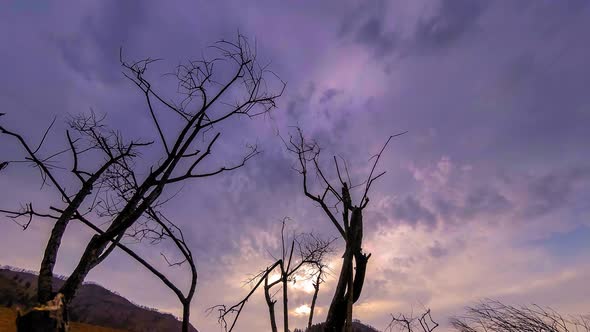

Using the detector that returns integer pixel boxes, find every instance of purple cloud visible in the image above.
[1,1,590,331]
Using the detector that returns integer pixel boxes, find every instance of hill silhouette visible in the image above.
[300,320,381,332]
[0,267,198,332]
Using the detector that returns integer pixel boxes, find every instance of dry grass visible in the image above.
[0,307,128,332]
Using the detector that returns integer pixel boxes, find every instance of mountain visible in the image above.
[301,320,381,332]
[0,267,198,332]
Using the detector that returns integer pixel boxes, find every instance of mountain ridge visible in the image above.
[0,266,198,332]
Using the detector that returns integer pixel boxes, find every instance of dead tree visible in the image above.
[210,218,334,332]
[1,34,284,332]
[307,262,328,329]
[286,128,406,332]
[265,226,334,332]
[450,299,590,332]
[386,309,438,332]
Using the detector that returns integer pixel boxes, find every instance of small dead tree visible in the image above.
[210,218,334,332]
[1,34,284,332]
[286,128,406,332]
[307,261,328,329]
[386,309,439,332]
[450,299,590,332]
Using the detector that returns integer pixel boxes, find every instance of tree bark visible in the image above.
[324,249,352,331]
[282,268,289,332]
[181,302,190,332]
[59,235,109,302]
[264,275,278,332]
[352,252,369,303]
[59,185,160,302]
[345,260,354,332]
[308,273,321,329]
[37,156,122,303]
[38,181,95,303]
[324,208,369,332]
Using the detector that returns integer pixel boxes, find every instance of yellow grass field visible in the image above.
[0,307,128,332]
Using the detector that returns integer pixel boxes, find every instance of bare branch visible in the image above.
[215,219,334,332]
[4,32,282,332]
[32,116,57,154]
[360,131,407,207]
[209,260,282,332]
[386,309,438,332]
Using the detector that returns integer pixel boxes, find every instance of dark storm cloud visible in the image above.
[340,0,487,58]
[319,88,343,104]
[413,0,486,52]
[56,0,148,83]
[391,186,511,230]
[462,187,512,218]
[484,10,590,164]
[284,82,316,124]
[2,1,590,330]
[395,164,590,232]
[431,196,457,223]
[337,0,395,57]
[392,196,437,229]
[346,1,590,175]
[354,16,396,57]
[522,166,590,218]
[363,209,391,233]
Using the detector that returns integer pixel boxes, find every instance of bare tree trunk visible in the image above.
[308,272,321,329]
[326,209,368,332]
[288,130,398,332]
[264,275,279,332]
[282,267,289,332]
[325,249,352,331]
[37,144,129,304]
[16,293,69,332]
[59,235,109,302]
[38,211,77,303]
[38,179,99,303]
[181,301,190,332]
[345,260,354,332]
[61,187,158,302]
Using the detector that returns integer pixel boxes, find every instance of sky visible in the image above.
[1,0,589,331]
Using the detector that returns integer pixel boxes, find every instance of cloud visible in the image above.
[392,196,437,229]
[293,304,311,316]
[522,167,590,218]
[56,0,149,84]
[1,1,590,331]
[339,0,487,59]
[319,88,343,104]
[413,0,487,52]
[427,241,448,259]
[354,16,396,58]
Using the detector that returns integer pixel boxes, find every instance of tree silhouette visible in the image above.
[211,218,334,332]
[286,128,406,332]
[1,34,284,332]
[386,309,438,332]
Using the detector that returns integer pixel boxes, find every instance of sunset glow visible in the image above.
[1,1,589,331]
